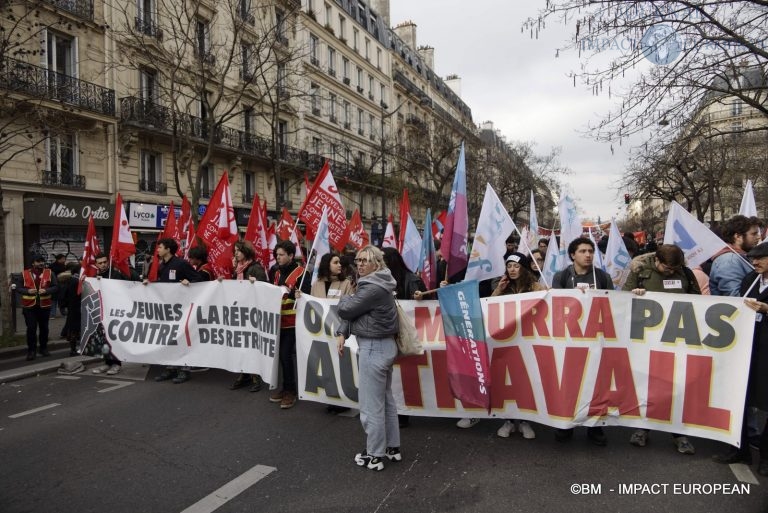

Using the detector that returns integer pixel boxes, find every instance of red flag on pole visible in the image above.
[398,189,410,252]
[196,172,239,279]
[179,195,195,259]
[276,207,295,241]
[78,214,100,294]
[382,213,396,248]
[341,208,369,250]
[109,193,135,277]
[297,160,347,252]
[244,192,270,270]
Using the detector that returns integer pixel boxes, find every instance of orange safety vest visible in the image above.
[21,269,53,308]
[273,266,304,328]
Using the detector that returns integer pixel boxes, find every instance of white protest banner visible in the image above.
[296,291,754,446]
[82,278,285,385]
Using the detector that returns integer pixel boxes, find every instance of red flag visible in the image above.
[78,215,100,294]
[276,207,295,241]
[244,192,270,269]
[297,161,347,252]
[382,213,396,248]
[109,193,135,277]
[398,189,410,252]
[179,195,195,259]
[196,172,239,279]
[341,208,369,250]
[303,172,315,240]
[432,210,447,240]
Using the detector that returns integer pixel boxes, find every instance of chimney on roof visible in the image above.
[445,74,461,97]
[417,46,434,69]
[394,21,417,49]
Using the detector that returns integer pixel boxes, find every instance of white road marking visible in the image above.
[9,403,61,418]
[55,376,82,381]
[180,464,277,513]
[96,379,135,393]
[730,463,759,485]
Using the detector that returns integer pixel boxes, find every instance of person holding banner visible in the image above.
[150,238,200,384]
[90,254,127,376]
[268,240,310,409]
[492,253,545,440]
[713,241,768,475]
[623,244,700,455]
[336,245,400,471]
[552,238,610,446]
[228,241,269,392]
[310,253,355,299]
[187,246,215,281]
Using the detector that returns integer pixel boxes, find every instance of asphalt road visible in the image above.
[1,365,766,513]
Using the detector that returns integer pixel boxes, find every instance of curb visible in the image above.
[0,355,103,384]
[0,340,72,361]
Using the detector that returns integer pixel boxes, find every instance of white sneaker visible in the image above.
[92,364,110,374]
[106,364,121,375]
[456,418,480,429]
[496,420,515,438]
[519,421,536,440]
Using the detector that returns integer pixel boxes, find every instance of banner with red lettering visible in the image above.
[297,161,347,252]
[295,291,755,446]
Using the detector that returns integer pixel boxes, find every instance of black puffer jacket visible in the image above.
[337,268,398,338]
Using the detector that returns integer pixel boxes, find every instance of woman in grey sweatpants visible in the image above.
[337,245,400,471]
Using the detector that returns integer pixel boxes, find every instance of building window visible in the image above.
[136,0,158,36]
[46,30,75,76]
[327,46,336,75]
[243,171,255,202]
[356,66,363,90]
[342,56,349,81]
[312,137,322,156]
[277,62,287,97]
[731,99,743,116]
[338,15,346,40]
[200,164,215,197]
[276,8,287,44]
[380,84,387,106]
[241,44,252,79]
[139,68,158,103]
[238,0,254,24]
[369,14,378,37]
[353,28,359,51]
[243,107,254,133]
[368,74,374,99]
[364,38,370,60]
[309,34,319,65]
[310,83,320,114]
[278,120,288,158]
[195,18,210,56]
[343,100,350,128]
[47,132,77,183]
[329,93,337,122]
[376,47,382,69]
[358,108,364,135]
[369,113,375,138]
[140,150,163,192]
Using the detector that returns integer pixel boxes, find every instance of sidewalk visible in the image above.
[0,310,101,384]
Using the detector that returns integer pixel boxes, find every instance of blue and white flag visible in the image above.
[309,208,330,285]
[466,184,515,282]
[557,195,582,251]
[401,213,423,273]
[663,201,728,268]
[604,219,631,289]
[527,190,539,249]
[540,233,563,288]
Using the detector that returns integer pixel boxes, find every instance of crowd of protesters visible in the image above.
[10,213,768,474]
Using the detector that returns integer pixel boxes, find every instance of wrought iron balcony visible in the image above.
[135,16,163,40]
[0,57,115,116]
[44,0,94,21]
[42,170,86,189]
[139,180,167,194]
[120,96,324,171]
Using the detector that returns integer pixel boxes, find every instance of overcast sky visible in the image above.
[389,0,644,225]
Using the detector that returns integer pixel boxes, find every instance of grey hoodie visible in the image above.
[337,268,399,339]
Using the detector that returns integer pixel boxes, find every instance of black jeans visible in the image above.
[279,328,297,393]
[23,307,50,353]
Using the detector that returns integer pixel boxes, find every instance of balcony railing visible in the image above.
[0,57,115,116]
[139,180,167,194]
[44,0,94,21]
[135,16,163,40]
[42,170,86,189]
[120,96,327,171]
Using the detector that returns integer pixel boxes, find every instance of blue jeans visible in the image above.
[357,336,399,457]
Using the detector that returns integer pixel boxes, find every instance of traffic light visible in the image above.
[624,193,631,205]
